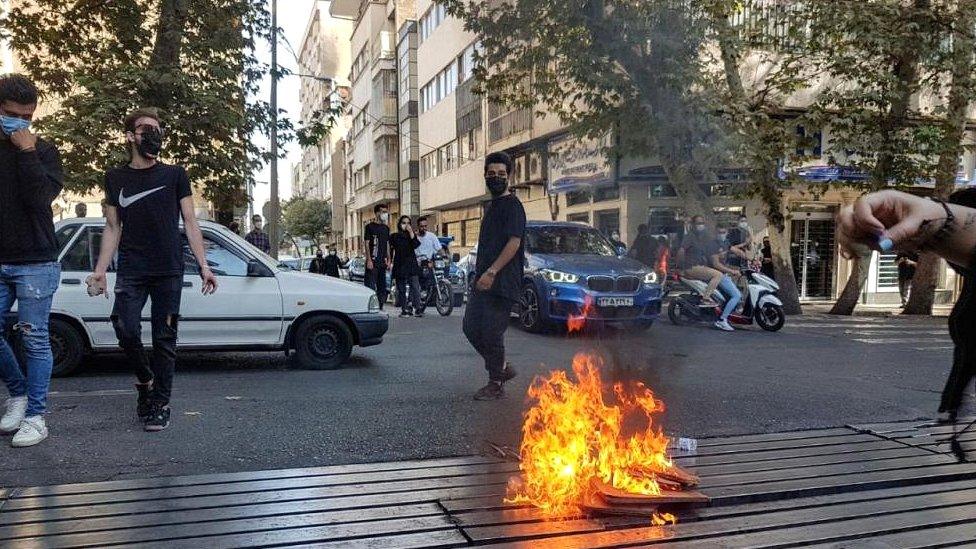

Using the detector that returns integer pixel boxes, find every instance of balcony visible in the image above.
[329,0,360,19]
[371,31,395,65]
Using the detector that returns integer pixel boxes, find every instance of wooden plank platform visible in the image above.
[2,425,975,547]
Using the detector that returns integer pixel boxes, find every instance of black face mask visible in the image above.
[486,176,508,197]
[137,127,163,159]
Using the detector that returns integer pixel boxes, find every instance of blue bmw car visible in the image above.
[517,221,662,332]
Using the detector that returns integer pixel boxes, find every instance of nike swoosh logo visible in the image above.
[118,186,165,208]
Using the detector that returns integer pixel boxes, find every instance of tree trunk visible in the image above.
[830,252,870,315]
[768,224,802,315]
[146,0,189,110]
[903,0,975,315]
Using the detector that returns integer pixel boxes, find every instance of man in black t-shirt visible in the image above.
[364,203,391,309]
[462,152,524,401]
[88,108,217,432]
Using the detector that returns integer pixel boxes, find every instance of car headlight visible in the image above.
[643,271,659,285]
[368,294,380,312]
[541,269,580,284]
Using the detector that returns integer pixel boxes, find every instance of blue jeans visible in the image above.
[0,262,61,416]
[717,275,741,321]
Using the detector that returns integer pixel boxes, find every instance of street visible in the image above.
[0,308,961,488]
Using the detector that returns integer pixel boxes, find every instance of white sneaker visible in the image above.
[12,416,48,447]
[714,319,735,332]
[0,396,28,434]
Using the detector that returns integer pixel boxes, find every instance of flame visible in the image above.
[566,295,596,333]
[507,352,677,524]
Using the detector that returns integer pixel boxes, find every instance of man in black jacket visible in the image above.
[0,74,64,447]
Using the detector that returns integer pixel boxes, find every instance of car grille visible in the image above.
[587,275,640,293]
[596,306,642,320]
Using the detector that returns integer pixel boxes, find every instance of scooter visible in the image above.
[666,269,785,331]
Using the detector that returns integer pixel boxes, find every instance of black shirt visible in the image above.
[896,251,918,278]
[390,232,421,278]
[476,193,526,302]
[364,221,391,262]
[679,232,720,270]
[0,138,64,264]
[105,163,192,276]
[322,255,345,277]
[630,234,658,267]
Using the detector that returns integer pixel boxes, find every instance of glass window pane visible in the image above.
[60,227,94,272]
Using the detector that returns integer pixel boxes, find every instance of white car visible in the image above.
[30,218,388,376]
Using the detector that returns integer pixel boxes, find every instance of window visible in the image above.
[595,210,620,236]
[351,48,368,82]
[444,221,462,243]
[184,235,249,277]
[567,213,590,224]
[61,227,106,272]
[877,253,899,289]
[56,224,80,251]
[442,141,458,172]
[649,183,677,198]
[419,4,448,43]
[567,190,591,206]
[712,206,745,230]
[795,125,823,158]
[421,151,440,181]
[593,185,620,202]
[463,219,480,247]
[420,60,460,113]
[648,208,679,235]
[458,42,477,84]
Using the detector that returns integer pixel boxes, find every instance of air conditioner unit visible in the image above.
[512,155,527,186]
[527,151,543,183]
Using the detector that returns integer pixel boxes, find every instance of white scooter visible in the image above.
[667,269,786,331]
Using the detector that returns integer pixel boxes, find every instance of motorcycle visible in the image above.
[417,253,454,316]
[666,269,785,331]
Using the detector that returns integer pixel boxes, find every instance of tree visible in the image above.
[796,0,949,315]
[903,0,976,314]
[443,0,816,312]
[0,0,334,218]
[282,197,332,251]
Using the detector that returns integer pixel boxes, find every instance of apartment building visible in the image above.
[329,0,418,255]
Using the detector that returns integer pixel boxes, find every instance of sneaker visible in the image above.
[144,404,171,432]
[937,410,958,424]
[714,319,735,332]
[0,396,28,434]
[499,363,517,383]
[473,381,505,401]
[11,416,47,447]
[399,311,413,318]
[414,311,425,318]
[136,381,154,420]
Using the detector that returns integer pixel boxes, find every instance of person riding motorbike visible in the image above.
[677,215,741,332]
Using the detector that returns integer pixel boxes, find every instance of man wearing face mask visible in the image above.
[463,152,524,401]
[88,108,217,433]
[678,215,724,308]
[309,250,328,275]
[364,204,392,309]
[727,215,753,270]
[246,215,271,255]
[0,74,64,447]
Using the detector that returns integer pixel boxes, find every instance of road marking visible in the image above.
[852,338,951,345]
[914,346,955,351]
[790,323,942,330]
[843,330,948,336]
[49,389,134,398]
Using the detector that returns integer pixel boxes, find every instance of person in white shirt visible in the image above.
[415,216,443,261]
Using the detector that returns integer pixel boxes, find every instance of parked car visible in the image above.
[456,244,478,292]
[278,256,313,272]
[22,219,388,376]
[347,256,366,283]
[517,221,662,332]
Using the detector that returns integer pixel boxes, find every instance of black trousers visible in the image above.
[462,291,513,381]
[396,275,422,314]
[365,267,388,309]
[111,275,182,407]
[941,286,976,414]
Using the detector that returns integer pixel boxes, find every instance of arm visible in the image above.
[476,237,522,291]
[180,197,218,295]
[88,206,122,299]
[364,226,375,269]
[12,137,64,211]
[710,252,738,275]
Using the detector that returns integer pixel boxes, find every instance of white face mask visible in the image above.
[379,212,389,223]
[739,221,749,229]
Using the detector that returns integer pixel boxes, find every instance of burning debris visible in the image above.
[506,352,708,523]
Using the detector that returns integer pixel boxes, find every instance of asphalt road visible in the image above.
[0,307,964,488]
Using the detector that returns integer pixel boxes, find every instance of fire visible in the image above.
[507,352,678,523]
[566,295,595,333]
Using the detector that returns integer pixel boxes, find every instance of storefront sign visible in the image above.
[547,133,614,194]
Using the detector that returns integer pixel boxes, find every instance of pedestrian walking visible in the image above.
[309,250,327,274]
[0,74,64,447]
[322,248,346,278]
[760,236,775,279]
[463,152,523,401]
[364,204,391,309]
[896,251,918,306]
[391,216,424,317]
[87,107,218,432]
[245,215,271,255]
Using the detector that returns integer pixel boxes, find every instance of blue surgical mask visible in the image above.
[0,115,29,136]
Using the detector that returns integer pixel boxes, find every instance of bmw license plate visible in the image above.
[597,297,634,307]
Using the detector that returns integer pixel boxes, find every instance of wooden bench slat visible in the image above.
[690,446,926,478]
[464,515,647,544]
[694,427,858,447]
[283,529,470,549]
[0,501,442,542]
[804,521,976,549]
[13,455,501,499]
[0,480,508,527]
[684,433,883,458]
[672,439,907,468]
[3,462,519,511]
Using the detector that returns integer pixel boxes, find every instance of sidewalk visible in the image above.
[801,301,953,317]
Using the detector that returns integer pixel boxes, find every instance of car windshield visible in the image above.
[526,226,616,256]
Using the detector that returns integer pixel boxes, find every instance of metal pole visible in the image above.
[268,0,280,259]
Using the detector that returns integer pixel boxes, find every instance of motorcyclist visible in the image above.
[678,215,741,332]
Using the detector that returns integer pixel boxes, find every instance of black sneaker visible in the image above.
[144,404,171,432]
[414,311,425,318]
[135,382,154,420]
[499,363,517,383]
[473,381,504,401]
[399,311,413,318]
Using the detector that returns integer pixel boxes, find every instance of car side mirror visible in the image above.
[247,259,265,277]
[452,253,461,262]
